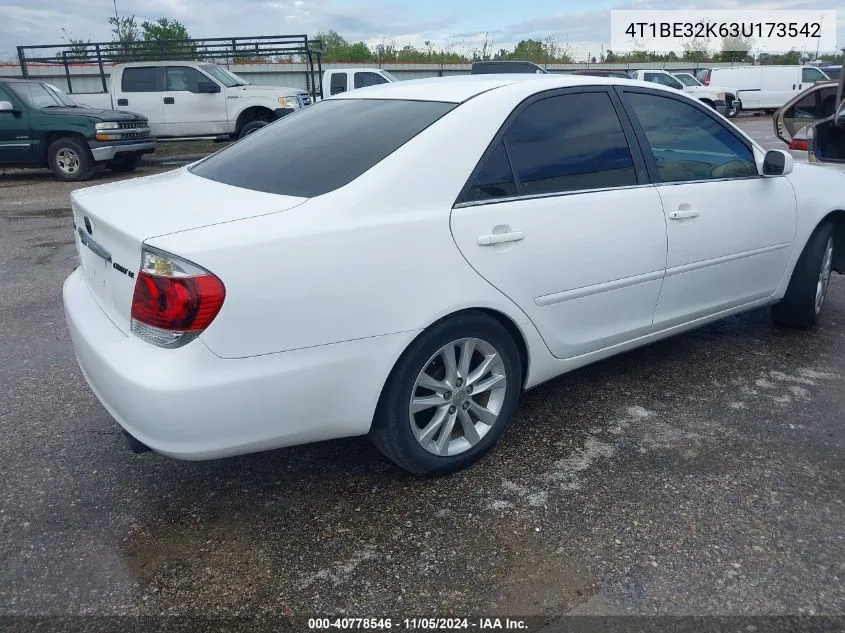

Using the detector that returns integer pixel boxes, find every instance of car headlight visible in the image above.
[95,122,120,130]
[278,96,301,108]
[716,91,725,100]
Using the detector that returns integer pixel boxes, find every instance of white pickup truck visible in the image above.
[629,69,732,117]
[321,68,398,96]
[75,61,311,139]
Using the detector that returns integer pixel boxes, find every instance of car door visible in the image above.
[162,66,227,137]
[619,88,797,328]
[775,84,839,143]
[114,67,166,136]
[0,84,34,163]
[450,88,668,359]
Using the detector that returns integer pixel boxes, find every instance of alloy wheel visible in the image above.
[409,337,507,457]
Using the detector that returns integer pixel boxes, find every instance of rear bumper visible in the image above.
[63,269,416,460]
[90,140,156,161]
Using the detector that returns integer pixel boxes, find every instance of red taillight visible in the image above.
[788,138,808,151]
[130,247,225,348]
[132,272,225,331]
[704,74,710,86]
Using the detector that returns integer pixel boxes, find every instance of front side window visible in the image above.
[354,72,389,89]
[645,73,683,90]
[503,92,637,196]
[122,67,158,92]
[166,66,212,93]
[190,99,456,197]
[627,92,757,182]
[675,74,700,87]
[200,64,239,87]
[802,67,828,83]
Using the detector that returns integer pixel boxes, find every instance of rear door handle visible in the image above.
[163,97,175,104]
[117,98,128,106]
[668,209,700,220]
[478,231,525,246]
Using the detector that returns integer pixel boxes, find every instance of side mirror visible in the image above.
[762,149,794,176]
[0,100,16,113]
[835,101,845,128]
[197,81,221,94]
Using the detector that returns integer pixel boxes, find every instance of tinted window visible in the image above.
[644,73,683,90]
[504,92,637,196]
[122,67,158,92]
[785,87,838,121]
[190,99,456,197]
[354,72,388,89]
[627,92,756,182]
[802,67,828,83]
[463,142,517,201]
[674,74,699,87]
[166,66,211,92]
[330,73,347,95]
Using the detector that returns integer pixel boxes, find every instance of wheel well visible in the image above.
[41,131,89,163]
[410,308,530,389]
[235,107,276,134]
[822,210,845,273]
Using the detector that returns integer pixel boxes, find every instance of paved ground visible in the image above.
[0,119,843,630]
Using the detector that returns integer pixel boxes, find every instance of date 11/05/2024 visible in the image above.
[308,617,529,630]
[624,21,822,39]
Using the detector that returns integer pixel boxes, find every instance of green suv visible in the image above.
[0,79,155,181]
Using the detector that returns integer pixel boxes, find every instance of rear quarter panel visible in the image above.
[147,87,553,378]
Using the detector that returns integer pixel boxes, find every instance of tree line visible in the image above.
[59,20,845,66]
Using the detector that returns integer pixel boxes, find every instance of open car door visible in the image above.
[809,71,845,164]
[773,81,839,144]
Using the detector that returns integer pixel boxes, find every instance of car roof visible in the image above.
[332,73,636,103]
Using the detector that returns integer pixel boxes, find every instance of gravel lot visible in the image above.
[0,117,843,631]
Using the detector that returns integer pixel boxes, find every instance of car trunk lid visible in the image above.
[70,167,306,333]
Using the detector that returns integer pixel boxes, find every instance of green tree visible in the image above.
[108,15,140,61]
[141,18,193,59]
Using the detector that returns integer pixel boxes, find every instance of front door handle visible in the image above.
[668,209,700,220]
[478,231,525,246]
[163,97,175,104]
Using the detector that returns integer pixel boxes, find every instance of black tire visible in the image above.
[47,137,93,181]
[106,154,139,173]
[369,312,523,476]
[238,120,269,139]
[725,101,740,118]
[772,222,835,328]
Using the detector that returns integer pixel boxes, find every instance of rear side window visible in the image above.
[122,67,159,92]
[502,92,637,196]
[190,99,456,197]
[354,72,389,89]
[463,142,517,201]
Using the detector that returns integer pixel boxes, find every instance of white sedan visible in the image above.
[63,75,845,475]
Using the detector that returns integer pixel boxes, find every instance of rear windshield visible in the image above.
[190,99,456,197]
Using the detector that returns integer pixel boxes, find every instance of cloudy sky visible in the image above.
[1,0,842,62]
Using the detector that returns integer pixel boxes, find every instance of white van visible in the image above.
[705,65,830,110]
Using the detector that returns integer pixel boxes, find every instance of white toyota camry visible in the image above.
[64,75,845,475]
